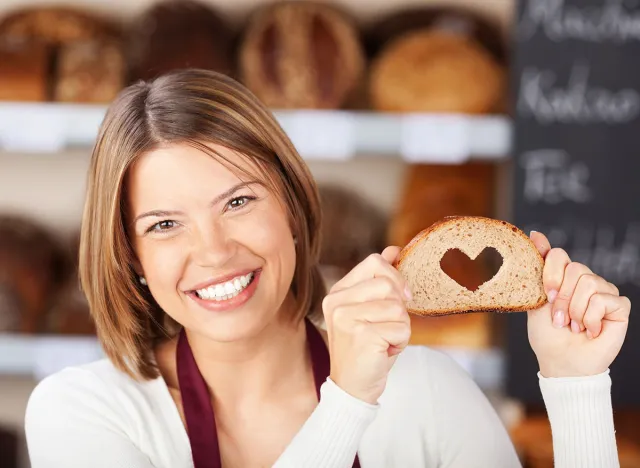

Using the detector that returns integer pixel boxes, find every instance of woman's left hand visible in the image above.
[527,231,631,378]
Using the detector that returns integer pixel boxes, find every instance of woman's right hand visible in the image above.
[322,246,412,405]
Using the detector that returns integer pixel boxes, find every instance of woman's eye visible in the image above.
[147,220,176,233]
[227,196,255,210]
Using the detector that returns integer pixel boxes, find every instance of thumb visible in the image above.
[381,246,402,265]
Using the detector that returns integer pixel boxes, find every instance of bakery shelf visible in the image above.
[0,102,512,161]
[0,333,505,389]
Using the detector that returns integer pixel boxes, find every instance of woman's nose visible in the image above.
[189,222,236,268]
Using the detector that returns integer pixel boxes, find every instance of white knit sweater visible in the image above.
[24,345,618,467]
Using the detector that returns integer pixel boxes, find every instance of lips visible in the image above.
[187,269,262,313]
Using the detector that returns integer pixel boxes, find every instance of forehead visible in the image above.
[132,142,260,183]
[126,143,265,210]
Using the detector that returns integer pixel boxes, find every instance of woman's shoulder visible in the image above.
[25,358,171,436]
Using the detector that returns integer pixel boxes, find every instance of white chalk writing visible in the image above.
[518,0,640,44]
[521,149,592,204]
[517,63,640,124]
[526,222,640,287]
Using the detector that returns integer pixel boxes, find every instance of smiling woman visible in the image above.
[23,69,628,468]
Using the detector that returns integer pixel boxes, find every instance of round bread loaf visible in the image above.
[44,232,95,335]
[0,6,119,45]
[370,30,504,114]
[0,6,125,103]
[128,0,235,82]
[239,1,365,109]
[0,215,67,333]
[318,184,387,271]
[365,6,507,64]
[0,40,48,101]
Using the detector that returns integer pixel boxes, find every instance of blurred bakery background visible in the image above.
[1,0,639,467]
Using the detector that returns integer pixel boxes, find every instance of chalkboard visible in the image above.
[507,0,640,407]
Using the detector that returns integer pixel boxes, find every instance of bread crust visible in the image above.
[394,215,547,316]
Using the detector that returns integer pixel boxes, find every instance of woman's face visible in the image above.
[126,143,297,342]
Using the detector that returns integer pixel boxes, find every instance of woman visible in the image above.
[25,69,628,467]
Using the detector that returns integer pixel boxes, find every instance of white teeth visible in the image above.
[195,272,255,301]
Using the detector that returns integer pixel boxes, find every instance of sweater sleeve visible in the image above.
[424,349,523,468]
[539,369,619,468]
[25,369,156,468]
[272,377,378,468]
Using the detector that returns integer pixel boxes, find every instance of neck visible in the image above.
[184,307,311,406]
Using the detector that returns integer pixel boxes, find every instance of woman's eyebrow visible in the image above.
[133,182,259,225]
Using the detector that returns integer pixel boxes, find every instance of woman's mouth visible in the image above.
[193,271,256,301]
[188,269,261,313]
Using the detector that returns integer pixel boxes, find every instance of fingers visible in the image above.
[323,277,407,314]
[542,248,572,326]
[583,294,631,339]
[568,274,619,333]
[530,231,552,259]
[381,246,402,265]
[552,261,592,330]
[330,300,410,327]
[331,250,409,299]
[369,322,412,356]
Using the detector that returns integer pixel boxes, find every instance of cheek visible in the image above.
[136,239,187,295]
[241,206,296,273]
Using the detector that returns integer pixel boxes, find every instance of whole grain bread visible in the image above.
[394,216,547,316]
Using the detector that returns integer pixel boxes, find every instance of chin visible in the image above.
[194,309,277,343]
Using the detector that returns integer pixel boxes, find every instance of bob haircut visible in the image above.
[79,69,325,380]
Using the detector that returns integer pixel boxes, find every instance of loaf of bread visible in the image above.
[370,30,504,114]
[44,232,95,335]
[0,6,125,102]
[0,40,48,101]
[365,6,507,65]
[0,6,119,44]
[54,39,125,103]
[128,0,235,82]
[239,1,365,109]
[318,184,387,273]
[510,415,640,468]
[395,216,547,316]
[0,215,67,333]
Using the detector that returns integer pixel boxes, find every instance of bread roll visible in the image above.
[239,1,364,109]
[0,215,67,333]
[128,0,235,82]
[0,40,48,101]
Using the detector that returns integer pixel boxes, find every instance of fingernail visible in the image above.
[586,330,593,339]
[404,285,413,301]
[547,289,558,304]
[571,320,580,333]
[530,230,538,236]
[553,310,565,328]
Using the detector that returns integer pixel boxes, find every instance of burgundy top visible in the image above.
[176,318,361,467]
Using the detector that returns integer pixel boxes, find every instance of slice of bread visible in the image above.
[394,216,547,316]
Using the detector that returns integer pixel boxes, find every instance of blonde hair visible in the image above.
[79,69,325,380]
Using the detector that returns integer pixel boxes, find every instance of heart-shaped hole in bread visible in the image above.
[439,247,503,292]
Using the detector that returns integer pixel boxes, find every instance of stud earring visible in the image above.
[139,276,147,286]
